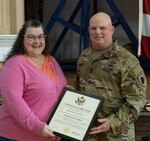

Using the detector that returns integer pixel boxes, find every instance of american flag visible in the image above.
[138,0,150,58]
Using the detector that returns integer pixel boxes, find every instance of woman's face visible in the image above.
[23,27,46,57]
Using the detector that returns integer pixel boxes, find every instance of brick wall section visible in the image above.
[135,117,150,141]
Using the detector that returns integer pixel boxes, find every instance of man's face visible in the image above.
[89,15,114,50]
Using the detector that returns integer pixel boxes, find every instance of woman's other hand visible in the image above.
[42,125,55,137]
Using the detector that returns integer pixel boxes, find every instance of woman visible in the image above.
[0,20,67,141]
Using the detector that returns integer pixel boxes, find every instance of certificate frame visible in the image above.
[47,87,103,141]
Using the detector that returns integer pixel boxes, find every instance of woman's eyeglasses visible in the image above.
[24,34,47,41]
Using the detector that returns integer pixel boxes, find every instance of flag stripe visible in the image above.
[143,0,150,14]
[142,14,150,36]
[141,35,150,58]
[139,0,150,58]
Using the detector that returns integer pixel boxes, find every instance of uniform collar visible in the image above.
[90,40,118,61]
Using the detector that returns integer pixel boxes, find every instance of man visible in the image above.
[76,12,147,141]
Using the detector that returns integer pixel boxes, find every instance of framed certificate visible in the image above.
[47,87,103,141]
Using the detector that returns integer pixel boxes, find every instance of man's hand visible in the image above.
[90,118,111,134]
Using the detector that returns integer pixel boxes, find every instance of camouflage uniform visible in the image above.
[76,41,147,141]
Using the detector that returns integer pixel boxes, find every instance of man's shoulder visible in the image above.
[114,43,138,62]
[80,47,92,54]
[112,42,141,70]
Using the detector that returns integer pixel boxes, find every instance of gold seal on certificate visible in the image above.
[47,88,103,141]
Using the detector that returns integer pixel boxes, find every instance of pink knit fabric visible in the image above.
[0,55,67,141]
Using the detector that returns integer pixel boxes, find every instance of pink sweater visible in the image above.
[0,55,67,141]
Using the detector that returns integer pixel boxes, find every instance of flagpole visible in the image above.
[138,0,143,56]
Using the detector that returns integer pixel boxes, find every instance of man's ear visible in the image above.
[111,25,115,33]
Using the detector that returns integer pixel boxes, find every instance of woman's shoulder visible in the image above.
[5,55,25,66]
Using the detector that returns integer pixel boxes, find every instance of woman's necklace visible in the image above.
[26,55,45,67]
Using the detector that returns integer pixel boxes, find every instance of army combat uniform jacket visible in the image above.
[76,41,147,141]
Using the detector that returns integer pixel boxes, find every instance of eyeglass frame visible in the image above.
[23,34,47,41]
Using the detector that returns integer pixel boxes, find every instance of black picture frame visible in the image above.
[47,87,103,141]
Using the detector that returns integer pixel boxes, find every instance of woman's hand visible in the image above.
[42,125,55,137]
[66,85,75,90]
[90,118,111,134]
